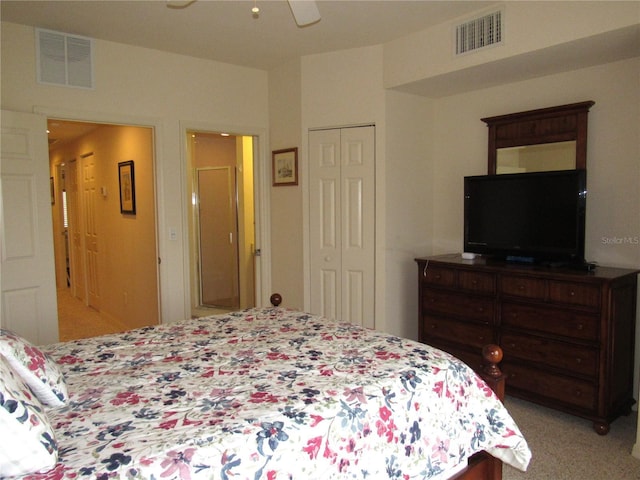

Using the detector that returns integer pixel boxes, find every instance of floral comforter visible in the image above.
[31,307,530,480]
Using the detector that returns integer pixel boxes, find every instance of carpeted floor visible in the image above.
[503,396,639,480]
[57,288,127,341]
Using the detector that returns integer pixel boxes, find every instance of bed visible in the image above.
[0,295,530,480]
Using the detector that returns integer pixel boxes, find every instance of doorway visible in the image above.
[48,119,160,340]
[187,131,256,317]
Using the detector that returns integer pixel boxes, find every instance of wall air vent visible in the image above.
[36,28,94,89]
[454,9,503,56]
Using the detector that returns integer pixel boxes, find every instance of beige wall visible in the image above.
[384,1,640,94]
[430,58,640,266]
[268,59,304,310]
[49,124,158,329]
[383,90,434,339]
[1,21,270,324]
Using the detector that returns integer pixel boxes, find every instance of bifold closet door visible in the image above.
[308,126,375,328]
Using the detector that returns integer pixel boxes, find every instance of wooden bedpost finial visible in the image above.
[270,293,282,307]
[482,344,503,379]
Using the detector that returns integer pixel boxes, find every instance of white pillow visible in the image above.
[0,329,68,407]
[0,355,59,476]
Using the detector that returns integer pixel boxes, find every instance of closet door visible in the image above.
[309,126,375,327]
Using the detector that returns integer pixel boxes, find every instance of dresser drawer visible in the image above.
[501,302,599,341]
[422,289,494,323]
[549,281,600,309]
[422,265,456,288]
[504,362,597,412]
[501,332,597,377]
[459,270,496,294]
[500,275,546,300]
[423,315,494,350]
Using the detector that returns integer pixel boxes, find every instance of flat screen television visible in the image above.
[464,169,587,265]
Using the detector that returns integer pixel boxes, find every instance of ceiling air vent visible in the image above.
[36,28,94,89]
[454,9,503,56]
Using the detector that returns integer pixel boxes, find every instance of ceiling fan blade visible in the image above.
[288,0,321,27]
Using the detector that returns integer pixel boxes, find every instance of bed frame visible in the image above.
[269,293,506,480]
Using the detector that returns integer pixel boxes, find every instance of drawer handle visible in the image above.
[574,389,582,397]
[575,357,582,364]
[434,274,441,280]
[430,324,437,329]
[576,323,584,331]
[509,343,516,349]
[569,290,576,297]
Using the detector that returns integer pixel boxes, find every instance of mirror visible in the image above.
[482,101,594,175]
[496,141,576,174]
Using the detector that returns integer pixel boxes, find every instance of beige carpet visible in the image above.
[57,288,127,342]
[503,396,639,480]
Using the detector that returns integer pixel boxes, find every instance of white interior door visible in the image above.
[81,153,100,310]
[1,110,59,344]
[309,126,375,327]
[66,159,86,302]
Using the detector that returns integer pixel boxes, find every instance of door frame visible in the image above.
[36,106,164,320]
[34,108,271,323]
[302,122,384,329]
[179,120,271,313]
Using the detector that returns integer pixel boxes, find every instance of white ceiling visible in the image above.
[0,0,493,70]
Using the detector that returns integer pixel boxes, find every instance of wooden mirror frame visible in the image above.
[481,101,595,175]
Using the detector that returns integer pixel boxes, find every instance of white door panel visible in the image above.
[1,110,59,344]
[81,153,100,310]
[309,126,374,327]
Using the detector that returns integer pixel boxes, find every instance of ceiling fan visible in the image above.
[166,0,321,27]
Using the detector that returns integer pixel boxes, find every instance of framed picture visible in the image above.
[50,177,55,205]
[118,160,136,214]
[272,147,298,186]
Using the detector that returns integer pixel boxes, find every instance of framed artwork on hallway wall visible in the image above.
[272,147,298,186]
[118,160,136,214]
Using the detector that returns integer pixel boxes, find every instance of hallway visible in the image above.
[57,288,235,342]
[57,288,127,342]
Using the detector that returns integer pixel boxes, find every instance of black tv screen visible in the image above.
[464,169,587,264]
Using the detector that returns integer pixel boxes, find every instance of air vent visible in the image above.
[36,28,94,89]
[455,9,503,56]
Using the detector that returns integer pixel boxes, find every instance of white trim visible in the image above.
[32,105,167,321]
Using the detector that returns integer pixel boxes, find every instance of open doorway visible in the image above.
[186,131,256,318]
[48,119,160,340]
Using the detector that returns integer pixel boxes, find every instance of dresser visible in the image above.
[415,254,639,434]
